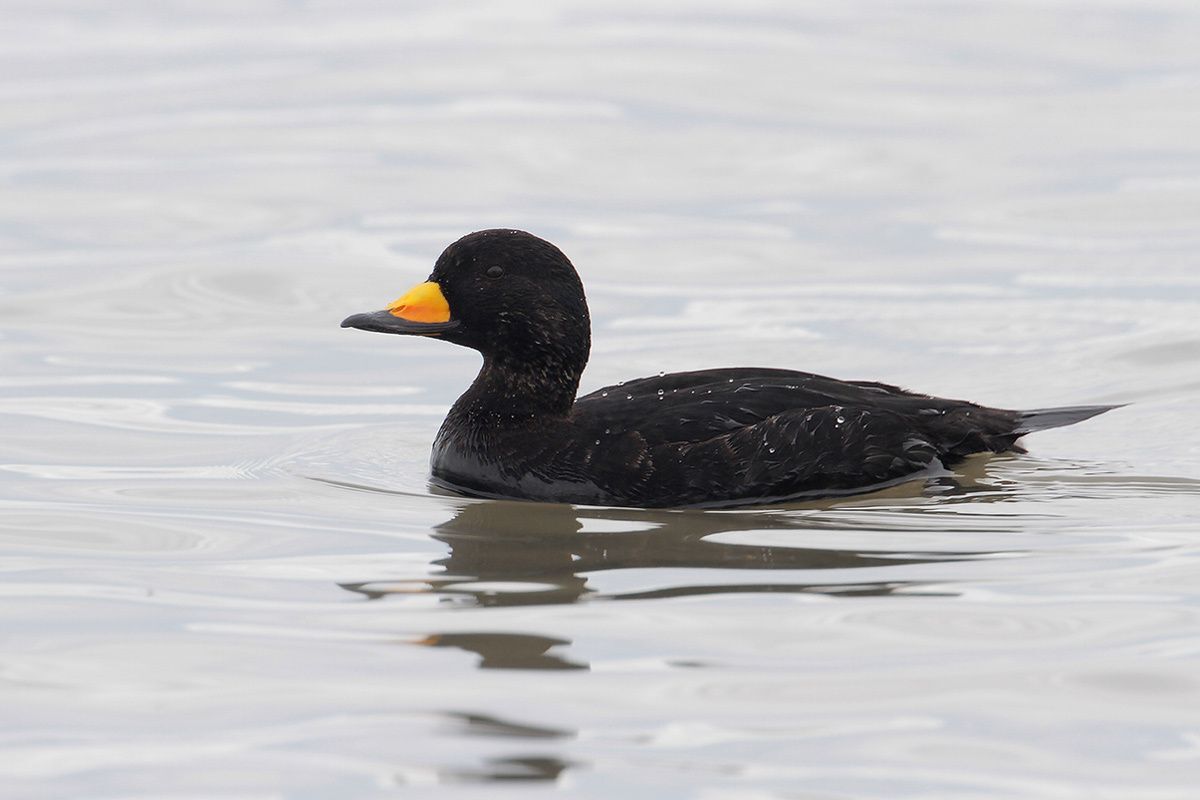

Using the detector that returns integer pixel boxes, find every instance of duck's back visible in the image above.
[574,368,1017,450]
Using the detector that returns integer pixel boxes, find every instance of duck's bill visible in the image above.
[340,310,460,336]
[341,280,458,336]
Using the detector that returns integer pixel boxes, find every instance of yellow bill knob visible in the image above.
[387,281,451,323]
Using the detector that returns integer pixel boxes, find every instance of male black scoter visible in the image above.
[342,229,1116,508]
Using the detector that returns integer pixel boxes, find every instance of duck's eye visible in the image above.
[485,265,504,279]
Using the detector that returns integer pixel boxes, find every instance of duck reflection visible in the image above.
[443,755,575,783]
[336,469,1023,673]
[340,490,999,610]
[417,632,587,671]
[441,711,574,739]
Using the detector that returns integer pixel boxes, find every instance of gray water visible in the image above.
[3,2,1200,798]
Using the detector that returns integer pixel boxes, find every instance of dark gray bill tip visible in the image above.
[339,310,460,336]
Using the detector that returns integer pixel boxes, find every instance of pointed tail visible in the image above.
[1014,404,1123,435]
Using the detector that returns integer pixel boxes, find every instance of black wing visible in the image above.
[630,405,942,507]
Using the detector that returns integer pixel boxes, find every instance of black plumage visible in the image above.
[341,229,1116,508]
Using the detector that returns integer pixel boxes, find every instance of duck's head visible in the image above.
[341,229,591,371]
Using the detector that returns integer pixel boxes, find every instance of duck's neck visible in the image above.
[452,348,587,425]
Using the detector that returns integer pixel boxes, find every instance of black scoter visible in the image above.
[341,229,1116,508]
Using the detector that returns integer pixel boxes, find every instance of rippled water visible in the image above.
[4,2,1200,798]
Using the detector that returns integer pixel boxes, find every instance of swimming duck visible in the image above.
[341,229,1115,508]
